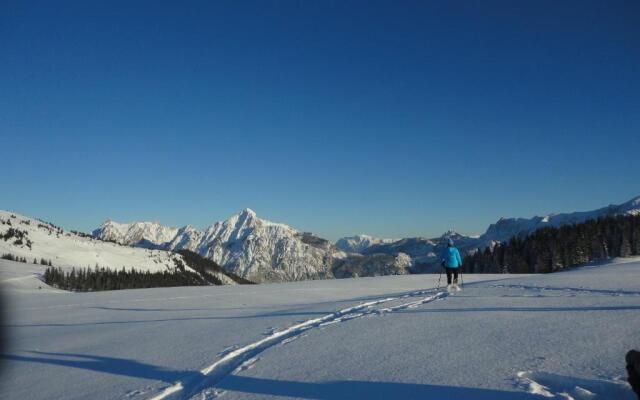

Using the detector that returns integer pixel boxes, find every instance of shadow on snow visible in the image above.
[2,351,189,383]
[217,375,544,399]
[2,351,546,399]
[400,305,640,313]
[1,310,333,328]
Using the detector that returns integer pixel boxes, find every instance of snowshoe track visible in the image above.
[490,284,640,297]
[148,288,448,400]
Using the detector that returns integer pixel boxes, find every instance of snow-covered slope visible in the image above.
[2,257,637,399]
[0,210,237,285]
[0,211,182,272]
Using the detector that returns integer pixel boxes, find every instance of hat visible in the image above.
[447,238,454,246]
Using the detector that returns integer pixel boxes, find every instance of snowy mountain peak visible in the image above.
[92,219,179,247]
[227,208,257,222]
[220,208,261,230]
[241,208,257,217]
[439,230,462,239]
[190,209,337,281]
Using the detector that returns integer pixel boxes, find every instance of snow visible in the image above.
[0,210,186,273]
[1,257,638,399]
[516,371,632,399]
[0,210,240,285]
[93,220,180,246]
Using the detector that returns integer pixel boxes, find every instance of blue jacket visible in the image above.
[441,247,462,268]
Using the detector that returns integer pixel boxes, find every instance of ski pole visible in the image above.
[436,263,444,291]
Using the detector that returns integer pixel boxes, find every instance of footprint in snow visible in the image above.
[515,371,634,399]
[234,357,259,373]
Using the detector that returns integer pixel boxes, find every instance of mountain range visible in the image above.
[93,209,409,282]
[2,197,638,285]
[91,195,640,281]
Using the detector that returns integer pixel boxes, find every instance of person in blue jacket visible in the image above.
[441,238,462,290]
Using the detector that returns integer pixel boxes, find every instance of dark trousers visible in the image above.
[445,267,459,285]
[627,350,640,400]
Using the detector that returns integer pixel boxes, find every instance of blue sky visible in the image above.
[2,0,639,240]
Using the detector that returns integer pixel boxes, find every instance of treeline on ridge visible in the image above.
[463,214,640,273]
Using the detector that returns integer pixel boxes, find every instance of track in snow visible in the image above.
[148,288,449,400]
[515,371,634,399]
[489,284,640,297]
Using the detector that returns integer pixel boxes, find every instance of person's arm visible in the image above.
[456,248,462,267]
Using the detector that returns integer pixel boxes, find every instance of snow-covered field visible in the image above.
[1,258,638,399]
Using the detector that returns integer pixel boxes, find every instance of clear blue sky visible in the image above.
[2,0,639,240]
